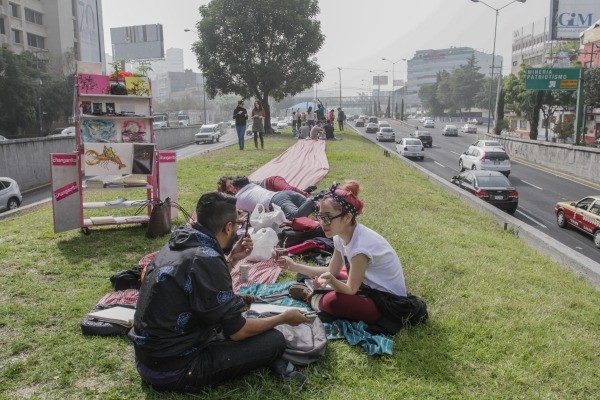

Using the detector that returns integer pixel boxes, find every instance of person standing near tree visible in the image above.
[233,100,248,150]
[306,106,315,128]
[337,107,346,131]
[251,100,265,149]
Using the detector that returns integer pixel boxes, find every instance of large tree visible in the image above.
[451,54,484,112]
[192,0,324,132]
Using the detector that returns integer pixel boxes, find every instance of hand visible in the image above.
[283,309,309,326]
[276,255,295,271]
[229,234,253,264]
[315,272,332,288]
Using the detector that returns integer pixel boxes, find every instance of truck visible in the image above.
[177,110,203,126]
[153,113,169,129]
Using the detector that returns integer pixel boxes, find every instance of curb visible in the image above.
[348,123,600,289]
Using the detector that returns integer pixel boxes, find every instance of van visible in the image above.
[177,114,190,126]
[368,116,378,124]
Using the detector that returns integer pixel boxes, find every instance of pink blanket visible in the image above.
[249,140,329,189]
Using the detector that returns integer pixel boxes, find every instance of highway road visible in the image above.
[352,118,600,265]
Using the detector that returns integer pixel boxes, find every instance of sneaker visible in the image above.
[303,185,318,194]
[288,283,311,303]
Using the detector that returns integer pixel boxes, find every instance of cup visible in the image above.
[239,264,249,284]
[274,247,286,260]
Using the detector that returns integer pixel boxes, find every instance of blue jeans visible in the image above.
[235,125,246,150]
[271,190,315,219]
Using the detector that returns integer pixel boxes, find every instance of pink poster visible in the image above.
[77,74,110,95]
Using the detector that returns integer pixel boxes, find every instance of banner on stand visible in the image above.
[158,151,178,219]
[50,154,82,233]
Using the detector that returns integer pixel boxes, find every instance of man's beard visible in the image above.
[222,230,237,254]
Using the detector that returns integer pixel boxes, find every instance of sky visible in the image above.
[101,0,552,97]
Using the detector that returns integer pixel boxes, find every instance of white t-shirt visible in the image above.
[235,183,275,213]
[333,224,407,296]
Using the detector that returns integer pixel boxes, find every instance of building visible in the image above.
[0,0,105,73]
[579,18,600,68]
[511,18,550,74]
[147,47,184,80]
[153,69,203,104]
[406,47,502,108]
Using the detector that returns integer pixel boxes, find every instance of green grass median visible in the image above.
[0,129,599,399]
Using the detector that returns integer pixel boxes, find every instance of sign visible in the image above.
[524,67,580,90]
[111,24,165,60]
[157,151,178,219]
[77,0,104,64]
[50,153,82,233]
[549,0,600,40]
[393,80,404,87]
[373,75,388,86]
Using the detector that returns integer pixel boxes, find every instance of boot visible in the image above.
[254,137,258,149]
[260,136,264,149]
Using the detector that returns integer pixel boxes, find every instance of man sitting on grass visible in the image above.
[129,192,307,393]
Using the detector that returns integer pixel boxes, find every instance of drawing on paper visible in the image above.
[121,120,147,143]
[82,119,117,143]
[85,145,127,170]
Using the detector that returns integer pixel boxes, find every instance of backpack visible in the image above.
[274,318,327,366]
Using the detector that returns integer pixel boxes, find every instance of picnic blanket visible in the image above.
[249,140,329,190]
[230,259,282,293]
[239,283,394,356]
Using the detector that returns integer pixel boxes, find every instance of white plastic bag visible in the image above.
[246,227,279,262]
[250,203,285,233]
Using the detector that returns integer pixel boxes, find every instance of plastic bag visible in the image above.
[247,227,279,262]
[250,203,285,233]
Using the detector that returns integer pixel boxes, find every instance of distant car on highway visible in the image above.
[48,127,76,137]
[368,116,378,124]
[195,124,220,144]
[442,125,458,136]
[473,139,504,150]
[423,119,435,128]
[0,177,22,212]
[461,124,478,134]
[459,146,511,176]
[377,121,391,129]
[365,123,378,133]
[229,120,236,128]
[275,121,288,132]
[555,195,600,248]
[355,118,365,127]
[375,127,395,142]
[0,135,8,141]
[396,138,424,160]
[450,170,518,215]
[409,130,432,148]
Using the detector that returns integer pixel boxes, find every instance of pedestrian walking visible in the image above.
[251,100,265,149]
[337,107,346,131]
[232,100,248,150]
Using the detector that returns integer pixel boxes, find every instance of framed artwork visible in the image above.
[81,101,92,115]
[121,119,147,143]
[81,119,117,143]
[92,103,103,115]
[84,143,134,176]
[125,77,151,96]
[105,102,115,114]
[77,74,110,95]
[131,144,155,175]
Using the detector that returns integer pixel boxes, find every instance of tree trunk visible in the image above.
[400,99,404,121]
[260,94,273,134]
[529,91,544,141]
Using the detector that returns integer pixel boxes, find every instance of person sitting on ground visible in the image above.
[298,121,310,139]
[277,180,427,332]
[218,175,317,198]
[129,192,308,393]
[310,121,324,140]
[231,176,316,220]
[323,121,335,140]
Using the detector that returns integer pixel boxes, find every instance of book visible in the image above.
[304,279,335,294]
[87,306,136,327]
[250,303,307,314]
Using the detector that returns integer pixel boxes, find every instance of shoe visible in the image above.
[288,283,311,303]
[303,185,317,194]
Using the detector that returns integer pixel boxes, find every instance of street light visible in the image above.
[470,0,527,133]
[381,58,406,120]
[184,29,207,124]
[38,78,43,136]
[338,67,342,108]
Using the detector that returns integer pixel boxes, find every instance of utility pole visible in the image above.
[338,67,342,108]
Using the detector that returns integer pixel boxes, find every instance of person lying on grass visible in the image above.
[218,175,317,198]
[276,180,427,333]
[129,192,308,393]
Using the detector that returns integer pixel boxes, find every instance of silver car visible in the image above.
[0,177,22,212]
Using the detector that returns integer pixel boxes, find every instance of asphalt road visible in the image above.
[353,118,600,264]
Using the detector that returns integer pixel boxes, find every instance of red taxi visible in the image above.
[554,195,600,248]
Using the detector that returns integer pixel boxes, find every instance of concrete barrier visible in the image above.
[0,126,200,192]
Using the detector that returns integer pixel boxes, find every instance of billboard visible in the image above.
[77,0,104,64]
[111,24,165,60]
[373,75,388,86]
[549,0,600,40]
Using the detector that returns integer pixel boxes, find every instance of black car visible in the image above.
[410,130,432,147]
[450,170,518,214]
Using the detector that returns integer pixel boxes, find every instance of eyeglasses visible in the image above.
[315,212,345,225]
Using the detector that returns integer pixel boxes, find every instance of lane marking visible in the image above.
[434,161,445,168]
[511,157,600,191]
[450,151,461,156]
[520,180,543,190]
[515,209,547,228]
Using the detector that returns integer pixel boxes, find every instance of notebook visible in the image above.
[304,278,335,294]
[249,303,306,314]
[87,306,136,327]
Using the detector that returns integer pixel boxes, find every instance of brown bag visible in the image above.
[146,198,172,238]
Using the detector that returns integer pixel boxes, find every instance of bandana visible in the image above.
[313,182,360,218]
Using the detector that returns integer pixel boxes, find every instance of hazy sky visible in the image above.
[101,0,551,96]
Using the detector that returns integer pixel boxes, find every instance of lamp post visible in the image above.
[369,69,388,117]
[470,0,527,133]
[338,67,342,108]
[381,58,406,119]
[184,29,207,124]
[38,78,43,136]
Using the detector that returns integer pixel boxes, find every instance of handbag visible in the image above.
[250,203,286,233]
[146,198,172,238]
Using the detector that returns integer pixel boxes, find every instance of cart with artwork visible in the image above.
[50,71,178,234]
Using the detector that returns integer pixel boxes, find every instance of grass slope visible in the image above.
[0,130,599,399]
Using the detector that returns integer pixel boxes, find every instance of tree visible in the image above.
[451,54,484,112]
[192,0,324,133]
[385,96,390,118]
[584,68,600,108]
[540,90,576,140]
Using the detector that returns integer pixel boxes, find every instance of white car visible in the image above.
[396,138,425,160]
[442,125,458,136]
[377,121,391,129]
[229,120,236,128]
[275,121,288,132]
[48,127,76,137]
[195,124,220,144]
[423,119,435,128]
[473,139,504,150]
[459,146,511,176]
[461,124,478,134]
[375,127,395,142]
[0,177,22,212]
[0,135,7,141]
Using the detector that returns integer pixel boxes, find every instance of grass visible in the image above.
[1,129,599,399]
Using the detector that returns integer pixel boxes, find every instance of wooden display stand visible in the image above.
[50,73,178,234]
